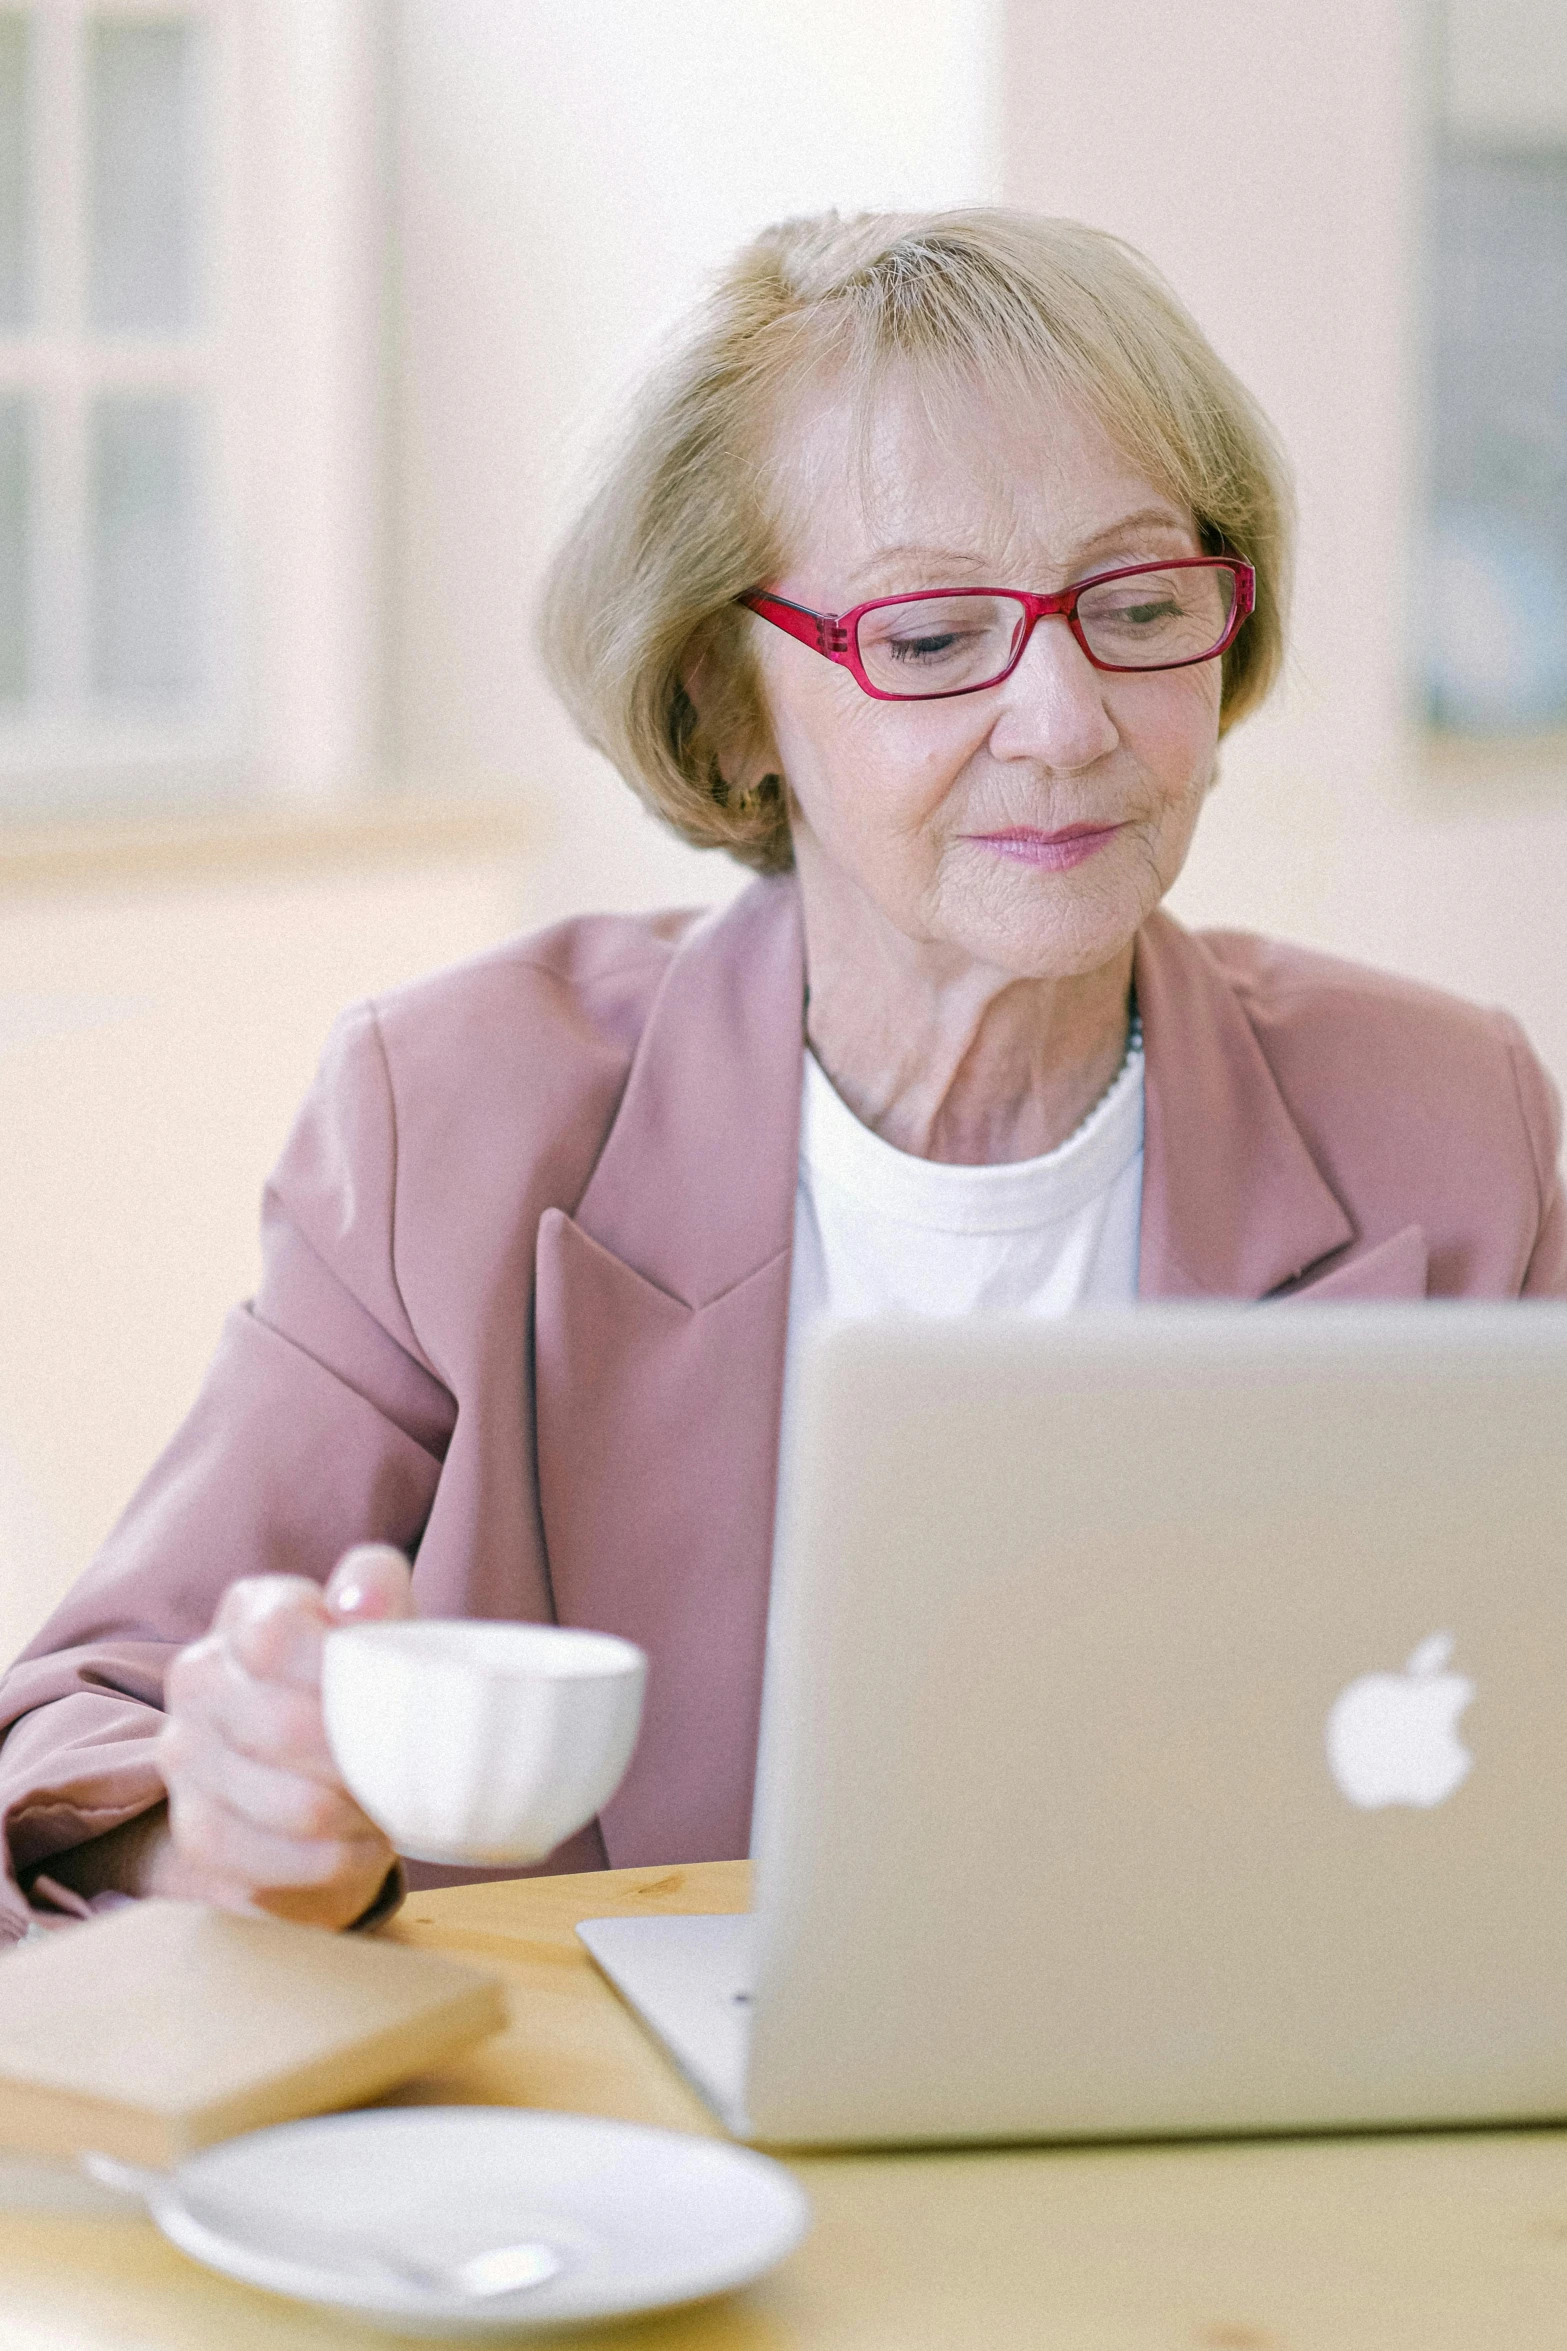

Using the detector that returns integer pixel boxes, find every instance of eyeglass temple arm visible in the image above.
[739,592,849,657]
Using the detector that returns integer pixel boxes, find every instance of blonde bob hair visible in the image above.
[540,208,1292,877]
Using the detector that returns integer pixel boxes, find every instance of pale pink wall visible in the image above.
[1002,0,1567,1097]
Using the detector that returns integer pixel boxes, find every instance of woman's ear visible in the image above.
[680,633,781,801]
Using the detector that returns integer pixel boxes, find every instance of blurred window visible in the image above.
[0,1,239,820]
[1426,0,1567,736]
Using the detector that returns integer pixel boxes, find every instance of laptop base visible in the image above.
[576,1912,755,2136]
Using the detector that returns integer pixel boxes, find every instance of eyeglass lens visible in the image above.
[853,566,1238,694]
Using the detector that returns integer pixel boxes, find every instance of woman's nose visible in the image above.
[986,613,1119,769]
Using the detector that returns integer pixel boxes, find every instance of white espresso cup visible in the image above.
[321,1620,647,1867]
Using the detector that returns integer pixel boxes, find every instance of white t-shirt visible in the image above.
[757,1032,1145,1845]
[784,1023,1146,1352]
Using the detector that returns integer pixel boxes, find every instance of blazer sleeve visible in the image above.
[1497,1013,1567,1297]
[0,1003,456,1942]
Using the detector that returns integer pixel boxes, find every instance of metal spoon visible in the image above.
[84,2155,564,2299]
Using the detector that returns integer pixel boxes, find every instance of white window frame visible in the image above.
[0,0,387,822]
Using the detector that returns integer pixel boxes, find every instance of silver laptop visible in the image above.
[579,1306,1567,2146]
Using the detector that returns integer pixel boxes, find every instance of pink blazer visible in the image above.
[2,876,1563,1939]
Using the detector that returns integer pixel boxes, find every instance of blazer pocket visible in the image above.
[1273,1224,1429,1302]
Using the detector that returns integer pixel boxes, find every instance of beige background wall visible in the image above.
[5,0,1566,1661]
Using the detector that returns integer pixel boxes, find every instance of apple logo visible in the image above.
[1324,1632,1475,1809]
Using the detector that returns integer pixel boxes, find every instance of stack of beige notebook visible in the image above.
[0,1899,506,2165]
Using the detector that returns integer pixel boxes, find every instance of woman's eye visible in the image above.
[1105,597,1180,626]
[858,597,1017,685]
[886,631,965,663]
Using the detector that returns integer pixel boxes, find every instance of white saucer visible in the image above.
[123,2107,810,2335]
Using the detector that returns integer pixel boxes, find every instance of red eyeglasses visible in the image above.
[738,558,1255,702]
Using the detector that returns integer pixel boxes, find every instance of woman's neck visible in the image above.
[800,888,1136,1167]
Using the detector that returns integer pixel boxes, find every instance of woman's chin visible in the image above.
[930,864,1157,982]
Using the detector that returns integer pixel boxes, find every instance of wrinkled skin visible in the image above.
[49,1544,414,1927]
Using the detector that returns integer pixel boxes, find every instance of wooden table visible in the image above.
[3,1860,1567,2346]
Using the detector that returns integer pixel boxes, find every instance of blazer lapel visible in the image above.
[533,878,805,1866]
[1135,911,1358,1299]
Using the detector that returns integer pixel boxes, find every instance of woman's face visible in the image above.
[745,374,1224,982]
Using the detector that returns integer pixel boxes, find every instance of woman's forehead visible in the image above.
[768,368,1193,592]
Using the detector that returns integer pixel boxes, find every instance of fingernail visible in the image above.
[332,1580,366,1615]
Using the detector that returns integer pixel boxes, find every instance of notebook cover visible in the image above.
[0,1899,507,2163]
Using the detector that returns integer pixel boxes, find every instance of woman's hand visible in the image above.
[145,1544,416,1927]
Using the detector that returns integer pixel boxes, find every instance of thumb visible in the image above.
[325,1543,415,1624]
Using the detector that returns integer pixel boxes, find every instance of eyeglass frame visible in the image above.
[736,557,1256,703]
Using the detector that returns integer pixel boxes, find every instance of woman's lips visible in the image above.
[967,823,1124,872]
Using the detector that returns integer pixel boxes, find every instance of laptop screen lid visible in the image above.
[739,1304,1567,2146]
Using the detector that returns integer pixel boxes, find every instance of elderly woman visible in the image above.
[1,210,1561,1941]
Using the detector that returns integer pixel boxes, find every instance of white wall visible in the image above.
[392,0,1002,926]
[0,850,527,1661]
[1004,0,1567,1094]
